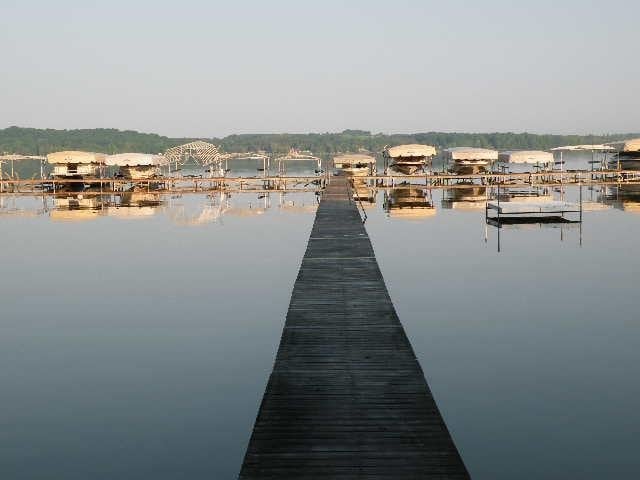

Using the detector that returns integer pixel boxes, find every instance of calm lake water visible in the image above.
[1,179,639,478]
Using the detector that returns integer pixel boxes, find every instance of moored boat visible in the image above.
[333,154,376,176]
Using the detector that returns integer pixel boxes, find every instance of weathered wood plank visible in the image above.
[239,177,470,479]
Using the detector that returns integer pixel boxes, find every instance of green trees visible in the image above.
[0,126,636,157]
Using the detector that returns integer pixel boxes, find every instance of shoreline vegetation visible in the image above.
[1,126,638,157]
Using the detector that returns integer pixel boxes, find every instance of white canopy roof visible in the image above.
[106,153,166,167]
[47,151,106,164]
[550,144,615,152]
[605,138,640,152]
[443,147,498,161]
[385,144,436,158]
[498,150,554,164]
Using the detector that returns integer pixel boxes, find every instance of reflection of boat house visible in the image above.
[278,192,318,213]
[50,194,106,221]
[333,154,376,176]
[351,180,377,208]
[47,151,106,179]
[444,147,498,175]
[106,192,164,219]
[442,186,487,210]
[106,153,165,180]
[384,188,435,219]
[602,184,640,212]
[383,144,436,175]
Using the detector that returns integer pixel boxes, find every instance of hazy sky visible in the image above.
[1,0,638,137]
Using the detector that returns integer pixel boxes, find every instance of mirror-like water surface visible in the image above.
[1,180,638,479]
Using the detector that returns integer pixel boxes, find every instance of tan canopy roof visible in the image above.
[498,150,554,164]
[443,147,498,161]
[385,144,436,158]
[106,153,166,167]
[47,151,106,165]
[333,154,376,166]
[605,138,640,152]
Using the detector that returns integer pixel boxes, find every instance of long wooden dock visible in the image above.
[239,177,470,479]
[2,169,640,196]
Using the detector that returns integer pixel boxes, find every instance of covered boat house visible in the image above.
[106,153,166,180]
[443,147,498,175]
[497,150,554,173]
[383,144,437,175]
[47,151,106,179]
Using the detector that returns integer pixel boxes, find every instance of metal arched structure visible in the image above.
[164,141,224,175]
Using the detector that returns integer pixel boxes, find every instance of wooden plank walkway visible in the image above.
[239,176,470,479]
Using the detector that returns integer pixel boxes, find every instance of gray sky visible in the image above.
[1,0,638,137]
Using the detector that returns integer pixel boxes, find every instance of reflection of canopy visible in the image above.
[55,196,103,209]
[0,208,43,218]
[226,207,267,217]
[106,206,157,219]
[279,204,318,213]
[50,209,102,222]
[387,208,436,219]
[605,138,640,153]
[166,204,226,226]
[385,144,436,158]
[47,151,106,164]
[443,147,498,161]
[106,153,166,167]
[119,192,164,206]
[620,202,640,212]
[498,150,554,164]
[580,202,612,212]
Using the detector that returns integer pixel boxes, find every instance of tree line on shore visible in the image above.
[1,126,637,158]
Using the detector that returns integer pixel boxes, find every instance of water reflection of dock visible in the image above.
[442,185,487,210]
[239,176,469,478]
[384,187,435,219]
[601,184,640,213]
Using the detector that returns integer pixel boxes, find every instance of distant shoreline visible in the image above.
[1,126,638,156]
